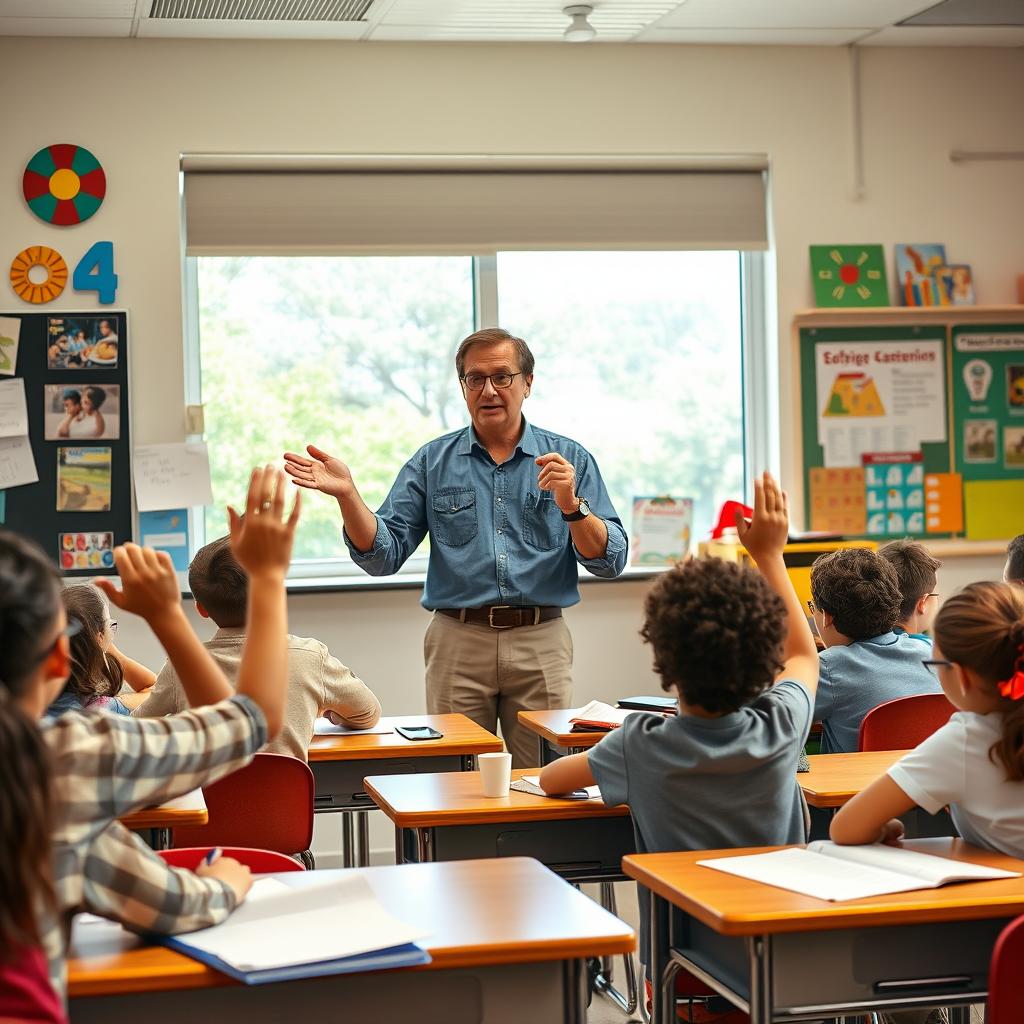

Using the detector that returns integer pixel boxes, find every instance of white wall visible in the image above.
[2,37,1020,859]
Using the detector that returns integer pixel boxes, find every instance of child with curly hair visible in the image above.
[540,473,818,1024]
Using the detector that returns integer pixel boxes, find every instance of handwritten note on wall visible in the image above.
[133,442,214,512]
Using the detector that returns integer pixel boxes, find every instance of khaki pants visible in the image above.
[423,612,574,768]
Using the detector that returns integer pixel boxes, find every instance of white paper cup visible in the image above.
[479,751,512,797]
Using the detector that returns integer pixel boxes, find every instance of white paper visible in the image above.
[176,873,427,971]
[0,435,38,489]
[313,717,394,736]
[0,379,29,438]
[519,775,602,799]
[133,442,214,512]
[0,317,21,376]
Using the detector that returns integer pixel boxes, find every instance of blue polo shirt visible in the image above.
[345,420,627,609]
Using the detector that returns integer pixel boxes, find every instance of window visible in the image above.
[188,250,756,581]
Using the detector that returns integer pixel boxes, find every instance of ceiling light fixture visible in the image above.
[563,4,596,42]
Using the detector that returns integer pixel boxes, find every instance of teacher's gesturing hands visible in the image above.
[283,444,355,500]
[536,452,578,514]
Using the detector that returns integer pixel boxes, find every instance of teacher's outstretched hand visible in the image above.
[283,444,354,499]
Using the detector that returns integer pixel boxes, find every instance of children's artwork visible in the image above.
[0,378,29,438]
[962,358,993,403]
[133,442,214,512]
[22,144,106,226]
[1005,427,1024,469]
[630,496,693,566]
[895,244,947,307]
[59,531,114,572]
[863,453,925,537]
[9,246,67,305]
[936,264,975,306]
[0,317,21,376]
[964,420,997,463]
[924,473,963,534]
[808,467,866,535]
[57,446,112,512]
[809,245,889,307]
[138,509,190,572]
[44,384,120,441]
[1007,365,1024,414]
[47,316,119,369]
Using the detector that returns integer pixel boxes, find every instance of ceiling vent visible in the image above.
[148,0,374,21]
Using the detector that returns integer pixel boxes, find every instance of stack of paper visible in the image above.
[0,379,36,490]
[512,775,602,800]
[313,718,394,736]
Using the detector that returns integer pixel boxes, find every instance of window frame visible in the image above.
[182,249,775,586]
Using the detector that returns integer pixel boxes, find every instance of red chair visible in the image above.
[858,692,956,752]
[158,847,305,873]
[171,753,316,868]
[989,914,1024,1023]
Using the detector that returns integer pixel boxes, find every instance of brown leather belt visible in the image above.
[437,606,562,629]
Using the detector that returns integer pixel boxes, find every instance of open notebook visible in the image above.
[570,700,647,731]
[699,841,1020,902]
[160,874,430,983]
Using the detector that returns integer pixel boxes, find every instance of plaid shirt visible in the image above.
[39,694,267,1001]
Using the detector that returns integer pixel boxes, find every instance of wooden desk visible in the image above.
[67,858,635,1024]
[119,790,207,851]
[624,838,1024,1024]
[798,750,907,808]
[308,713,503,868]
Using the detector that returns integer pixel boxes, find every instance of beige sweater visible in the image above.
[133,628,381,761]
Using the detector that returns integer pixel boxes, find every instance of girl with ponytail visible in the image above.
[832,580,1024,855]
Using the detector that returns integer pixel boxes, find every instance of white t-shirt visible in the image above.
[888,710,1024,858]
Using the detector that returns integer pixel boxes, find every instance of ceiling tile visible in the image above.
[861,23,1024,43]
[0,0,136,14]
[0,16,134,35]
[652,0,937,30]
[636,26,872,44]
[137,17,367,37]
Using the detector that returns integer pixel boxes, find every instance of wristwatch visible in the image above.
[561,497,591,522]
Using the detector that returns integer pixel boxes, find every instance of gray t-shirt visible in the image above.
[588,679,813,966]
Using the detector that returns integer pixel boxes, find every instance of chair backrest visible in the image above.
[171,752,315,855]
[159,847,305,873]
[989,914,1024,1023]
[858,692,956,752]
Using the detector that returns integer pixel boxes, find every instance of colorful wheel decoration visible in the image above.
[10,245,68,304]
[22,144,106,226]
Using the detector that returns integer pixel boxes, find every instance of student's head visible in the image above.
[1005,534,1024,586]
[879,539,942,631]
[641,558,785,715]
[188,534,248,628]
[932,581,1024,781]
[60,585,123,706]
[82,386,107,414]
[809,548,901,645]
[62,388,81,414]
[0,531,66,954]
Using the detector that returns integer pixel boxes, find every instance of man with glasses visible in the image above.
[285,327,626,766]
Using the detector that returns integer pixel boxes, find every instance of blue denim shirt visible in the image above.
[345,420,628,609]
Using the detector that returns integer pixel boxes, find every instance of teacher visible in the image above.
[284,327,627,766]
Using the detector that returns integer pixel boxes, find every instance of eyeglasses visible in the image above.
[807,599,817,615]
[460,372,522,391]
[106,620,118,635]
[922,658,952,679]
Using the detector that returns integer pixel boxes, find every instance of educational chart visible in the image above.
[0,311,131,574]
[630,496,693,566]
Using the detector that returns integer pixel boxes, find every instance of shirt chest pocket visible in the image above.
[523,492,567,552]
[431,487,479,547]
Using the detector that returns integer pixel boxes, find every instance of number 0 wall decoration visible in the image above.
[9,245,68,304]
[22,144,107,226]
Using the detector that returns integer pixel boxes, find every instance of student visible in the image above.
[540,472,818,1024]
[878,539,941,642]
[1005,534,1024,586]
[46,585,131,718]
[134,531,381,759]
[0,466,298,1003]
[810,548,939,754]
[832,580,1024,854]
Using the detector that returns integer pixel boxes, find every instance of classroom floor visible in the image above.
[584,884,986,1024]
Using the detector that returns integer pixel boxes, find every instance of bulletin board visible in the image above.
[799,314,1024,541]
[0,310,131,574]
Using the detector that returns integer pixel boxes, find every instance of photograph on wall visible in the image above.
[1005,427,1024,469]
[56,446,112,512]
[47,316,119,369]
[895,244,947,306]
[1007,365,1024,414]
[936,264,975,306]
[59,531,114,571]
[43,384,120,440]
[0,316,21,376]
[964,419,998,463]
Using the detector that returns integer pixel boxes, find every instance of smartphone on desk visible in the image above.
[395,725,444,741]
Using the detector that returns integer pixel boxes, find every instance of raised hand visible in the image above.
[283,444,354,500]
[228,466,301,580]
[734,471,789,564]
[95,544,182,626]
[536,453,578,514]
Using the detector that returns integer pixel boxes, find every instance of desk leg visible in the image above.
[948,1007,972,1024]
[746,936,773,1024]
[341,811,354,869]
[645,888,671,1024]
[355,810,370,867]
[150,828,172,851]
[462,754,476,771]
[592,882,639,1016]
[565,959,589,1024]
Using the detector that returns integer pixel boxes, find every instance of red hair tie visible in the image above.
[998,644,1024,701]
